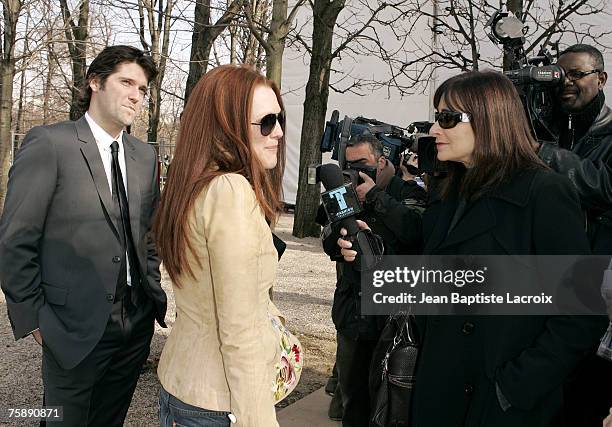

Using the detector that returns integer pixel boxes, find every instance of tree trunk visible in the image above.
[185,0,215,104]
[0,0,22,215]
[148,77,160,143]
[256,41,265,72]
[14,59,26,136]
[184,0,241,104]
[265,0,286,87]
[60,0,89,121]
[70,24,87,120]
[135,0,173,144]
[230,24,237,64]
[468,1,478,71]
[0,63,16,215]
[243,0,261,65]
[292,0,344,238]
[43,40,55,124]
[14,10,28,137]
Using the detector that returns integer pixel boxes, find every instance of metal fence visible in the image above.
[9,132,25,164]
[148,141,175,189]
[8,132,175,188]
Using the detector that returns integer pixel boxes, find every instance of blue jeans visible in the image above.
[159,387,231,427]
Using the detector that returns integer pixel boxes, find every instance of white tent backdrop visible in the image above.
[280,3,612,205]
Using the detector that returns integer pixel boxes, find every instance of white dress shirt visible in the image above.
[84,112,132,286]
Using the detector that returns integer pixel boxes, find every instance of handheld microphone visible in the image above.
[319,163,384,271]
[319,163,361,237]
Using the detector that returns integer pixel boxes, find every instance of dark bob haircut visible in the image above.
[433,70,546,200]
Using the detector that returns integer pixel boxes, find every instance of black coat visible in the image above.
[411,169,607,427]
[539,102,612,254]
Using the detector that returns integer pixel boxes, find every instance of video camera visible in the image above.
[487,8,564,142]
[307,112,435,268]
[319,110,441,179]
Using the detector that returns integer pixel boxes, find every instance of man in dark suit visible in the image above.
[0,45,167,426]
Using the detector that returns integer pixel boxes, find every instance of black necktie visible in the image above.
[111,141,140,306]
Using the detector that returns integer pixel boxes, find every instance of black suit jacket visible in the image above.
[0,117,167,369]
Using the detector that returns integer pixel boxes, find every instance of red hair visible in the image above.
[153,65,286,283]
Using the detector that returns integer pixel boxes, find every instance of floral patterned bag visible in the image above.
[269,315,303,403]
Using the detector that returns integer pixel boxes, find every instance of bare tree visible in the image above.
[42,31,74,123]
[292,0,344,238]
[243,0,267,67]
[59,0,89,120]
[292,0,411,237]
[243,0,305,86]
[184,0,243,104]
[0,0,23,213]
[42,40,57,123]
[14,10,29,137]
[217,2,266,70]
[135,0,175,143]
[12,3,48,134]
[363,0,497,96]
[376,0,611,94]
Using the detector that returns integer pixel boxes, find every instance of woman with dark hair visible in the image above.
[414,71,608,426]
[154,65,288,426]
[340,71,605,426]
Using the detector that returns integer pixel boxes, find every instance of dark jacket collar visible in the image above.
[573,91,605,136]
[487,169,540,207]
[424,169,540,252]
[589,104,612,138]
[430,169,539,208]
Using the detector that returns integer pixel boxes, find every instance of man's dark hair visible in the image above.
[351,132,384,158]
[560,44,605,71]
[76,45,158,116]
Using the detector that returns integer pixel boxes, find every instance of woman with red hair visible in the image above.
[154,65,287,426]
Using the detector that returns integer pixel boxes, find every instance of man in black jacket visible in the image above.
[539,44,612,253]
[537,43,612,426]
[319,133,425,427]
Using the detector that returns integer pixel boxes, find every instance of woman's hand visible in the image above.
[336,220,370,262]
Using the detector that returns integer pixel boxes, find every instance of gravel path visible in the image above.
[0,213,337,426]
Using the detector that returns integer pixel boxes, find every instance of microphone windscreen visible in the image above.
[319,163,360,237]
[319,163,345,191]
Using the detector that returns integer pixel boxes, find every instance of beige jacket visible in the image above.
[157,173,282,426]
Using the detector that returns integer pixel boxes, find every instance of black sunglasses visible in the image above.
[251,112,285,136]
[435,111,471,129]
[565,69,600,82]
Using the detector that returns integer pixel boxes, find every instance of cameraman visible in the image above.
[539,44,612,252]
[536,43,612,426]
[319,133,425,427]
